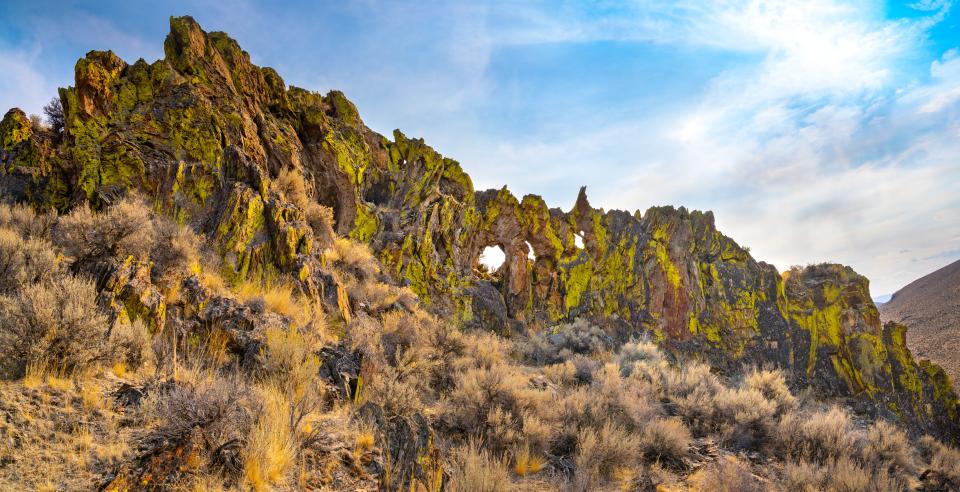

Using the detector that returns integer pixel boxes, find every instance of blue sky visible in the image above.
[1,1,959,297]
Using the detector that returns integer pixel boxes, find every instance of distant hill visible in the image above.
[880,259,960,384]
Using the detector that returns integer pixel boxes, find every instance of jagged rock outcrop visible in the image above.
[1,16,956,440]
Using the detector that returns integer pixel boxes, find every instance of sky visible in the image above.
[1,1,958,298]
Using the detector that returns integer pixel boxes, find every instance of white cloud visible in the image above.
[0,47,54,117]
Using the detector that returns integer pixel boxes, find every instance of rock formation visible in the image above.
[1,16,956,440]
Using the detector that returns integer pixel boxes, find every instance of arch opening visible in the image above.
[479,245,506,272]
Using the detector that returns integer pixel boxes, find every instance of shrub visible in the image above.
[697,457,764,492]
[639,418,690,464]
[0,203,57,239]
[54,196,156,269]
[573,422,641,490]
[521,318,613,365]
[143,375,258,479]
[0,228,59,292]
[257,327,324,436]
[616,340,664,375]
[712,387,777,447]
[150,221,201,285]
[743,367,796,414]
[446,442,511,492]
[0,275,110,378]
[862,420,914,473]
[323,238,379,281]
[305,203,335,247]
[775,406,860,464]
[441,365,544,453]
[109,319,154,371]
[43,97,64,135]
[918,435,960,488]
[782,460,827,492]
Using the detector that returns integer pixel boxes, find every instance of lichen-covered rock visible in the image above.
[2,15,955,441]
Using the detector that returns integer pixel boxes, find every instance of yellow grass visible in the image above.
[243,386,296,491]
[513,445,546,477]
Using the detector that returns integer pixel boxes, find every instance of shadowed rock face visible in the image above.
[1,16,956,440]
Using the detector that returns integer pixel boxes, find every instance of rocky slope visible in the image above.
[0,15,956,442]
[881,259,960,384]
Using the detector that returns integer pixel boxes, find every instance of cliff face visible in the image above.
[1,16,956,439]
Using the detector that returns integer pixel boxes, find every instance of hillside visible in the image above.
[0,15,958,491]
[881,259,960,384]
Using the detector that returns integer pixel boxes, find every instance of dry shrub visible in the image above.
[150,221,201,285]
[305,203,335,247]
[366,364,422,418]
[573,422,641,490]
[109,319,154,371]
[457,330,508,370]
[273,168,336,247]
[0,202,57,239]
[142,375,258,479]
[521,318,613,365]
[446,442,511,492]
[0,275,110,378]
[54,196,155,269]
[862,420,914,473]
[441,365,544,453]
[775,406,860,464]
[713,387,777,447]
[639,418,690,464]
[0,228,59,292]
[616,340,664,375]
[918,435,960,488]
[324,238,379,281]
[697,457,764,492]
[743,367,796,414]
[556,364,660,439]
[782,460,827,492]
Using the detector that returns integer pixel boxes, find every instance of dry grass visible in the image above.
[446,442,511,492]
[512,443,546,477]
[243,386,297,491]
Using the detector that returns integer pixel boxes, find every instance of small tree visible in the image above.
[42,97,64,135]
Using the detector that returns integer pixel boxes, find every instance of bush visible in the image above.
[142,376,258,479]
[54,196,156,270]
[323,238,379,281]
[918,435,960,488]
[521,318,613,365]
[616,340,664,375]
[0,275,110,378]
[150,221,201,285]
[0,203,57,239]
[698,457,764,492]
[441,365,545,453]
[243,386,297,491]
[742,367,796,414]
[110,319,154,371]
[0,228,59,292]
[573,422,641,490]
[639,418,690,464]
[862,420,914,473]
[775,406,860,464]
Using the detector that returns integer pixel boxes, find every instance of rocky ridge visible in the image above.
[0,16,956,441]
